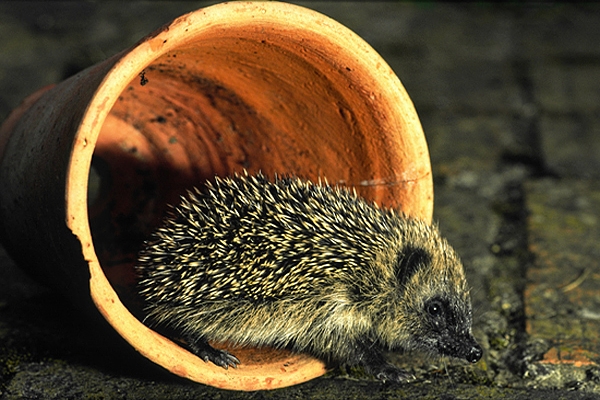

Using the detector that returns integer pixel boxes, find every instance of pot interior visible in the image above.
[89,32,419,304]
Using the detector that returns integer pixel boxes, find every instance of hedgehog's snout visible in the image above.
[432,330,483,364]
[465,342,483,364]
[454,334,482,364]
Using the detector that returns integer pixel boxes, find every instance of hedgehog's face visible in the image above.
[386,237,482,364]
[416,293,482,363]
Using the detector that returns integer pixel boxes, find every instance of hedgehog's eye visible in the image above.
[426,299,444,318]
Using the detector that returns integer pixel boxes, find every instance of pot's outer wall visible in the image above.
[0,53,123,308]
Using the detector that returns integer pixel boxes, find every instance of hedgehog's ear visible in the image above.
[395,246,431,288]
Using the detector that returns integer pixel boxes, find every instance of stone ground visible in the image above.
[1,2,600,399]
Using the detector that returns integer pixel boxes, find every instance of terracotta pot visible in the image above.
[0,1,432,391]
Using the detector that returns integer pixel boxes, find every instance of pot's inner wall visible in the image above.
[87,34,402,311]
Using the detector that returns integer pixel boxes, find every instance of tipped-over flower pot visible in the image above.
[0,1,432,391]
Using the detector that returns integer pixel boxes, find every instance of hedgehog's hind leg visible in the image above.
[185,335,240,369]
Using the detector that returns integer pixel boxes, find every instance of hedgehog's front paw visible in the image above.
[367,363,415,383]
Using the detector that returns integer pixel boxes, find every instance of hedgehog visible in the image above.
[135,172,482,382]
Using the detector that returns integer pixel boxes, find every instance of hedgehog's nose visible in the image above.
[466,344,483,363]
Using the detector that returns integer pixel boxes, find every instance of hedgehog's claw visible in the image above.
[197,346,240,369]
[373,365,415,383]
[363,360,415,383]
[185,336,241,369]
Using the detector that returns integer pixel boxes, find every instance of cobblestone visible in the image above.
[524,178,600,389]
